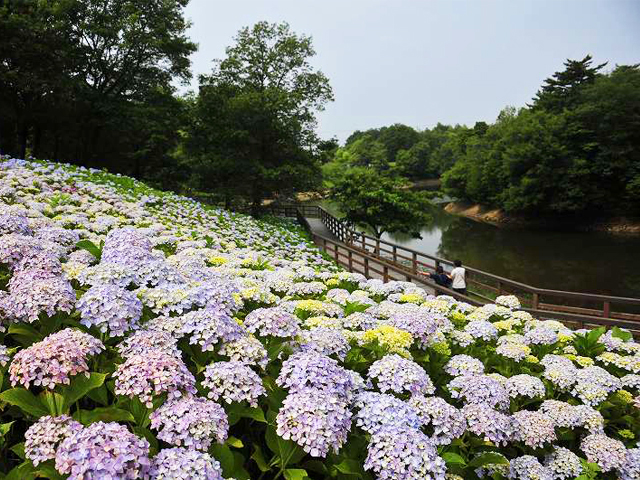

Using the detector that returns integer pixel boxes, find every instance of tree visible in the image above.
[530,55,606,112]
[187,21,333,211]
[331,168,432,239]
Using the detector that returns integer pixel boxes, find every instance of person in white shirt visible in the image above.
[450,259,466,295]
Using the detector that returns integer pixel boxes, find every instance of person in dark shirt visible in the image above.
[427,265,452,288]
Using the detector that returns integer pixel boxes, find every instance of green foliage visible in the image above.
[185,21,332,210]
[331,168,432,238]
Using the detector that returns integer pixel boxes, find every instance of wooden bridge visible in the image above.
[266,204,640,332]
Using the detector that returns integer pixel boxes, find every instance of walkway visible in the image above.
[304,215,436,294]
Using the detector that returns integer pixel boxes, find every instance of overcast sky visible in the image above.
[181,0,640,142]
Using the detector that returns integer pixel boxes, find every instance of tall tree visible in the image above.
[187,21,333,211]
[530,55,607,112]
[331,168,432,239]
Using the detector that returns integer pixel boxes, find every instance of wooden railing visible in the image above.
[276,204,640,328]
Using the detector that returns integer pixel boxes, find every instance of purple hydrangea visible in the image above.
[512,410,557,449]
[150,448,224,480]
[544,447,583,480]
[0,345,10,366]
[202,361,266,406]
[77,284,143,337]
[243,307,301,338]
[524,327,558,345]
[181,307,245,352]
[117,330,181,359]
[368,354,435,396]
[364,427,446,480]
[354,391,422,435]
[277,352,355,401]
[619,448,640,480]
[149,396,228,450]
[580,433,627,472]
[505,374,546,399]
[496,342,531,362]
[464,320,498,341]
[508,455,553,480]
[299,327,350,360]
[276,390,352,457]
[218,335,268,369]
[25,415,83,466]
[462,403,515,446]
[572,365,621,406]
[55,422,151,480]
[114,351,196,407]
[449,375,510,410]
[444,354,485,377]
[9,328,104,389]
[0,213,32,236]
[408,395,466,445]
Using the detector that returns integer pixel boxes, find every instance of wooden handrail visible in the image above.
[276,204,640,324]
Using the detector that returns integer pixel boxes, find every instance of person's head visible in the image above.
[454,259,462,267]
[436,265,444,274]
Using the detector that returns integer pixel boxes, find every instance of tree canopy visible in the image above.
[185,21,333,210]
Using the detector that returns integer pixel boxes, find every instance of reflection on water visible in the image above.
[317,201,640,297]
[383,208,640,298]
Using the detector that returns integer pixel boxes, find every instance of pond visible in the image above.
[317,202,640,298]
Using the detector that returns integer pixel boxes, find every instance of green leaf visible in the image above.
[211,444,235,476]
[74,407,135,425]
[0,421,14,436]
[334,458,364,475]
[132,426,159,455]
[250,445,270,472]
[10,442,25,460]
[231,451,251,480]
[240,406,266,423]
[0,388,49,418]
[76,240,102,260]
[7,324,42,346]
[86,384,109,406]
[611,327,632,342]
[39,391,65,416]
[227,436,244,448]
[284,469,310,480]
[587,327,605,344]
[265,425,306,467]
[467,452,509,469]
[442,452,466,466]
[60,372,106,411]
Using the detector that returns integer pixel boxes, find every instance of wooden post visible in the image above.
[532,293,539,310]
[392,246,397,263]
[498,281,504,295]
[383,265,389,282]
[603,301,611,319]
[362,234,366,250]
[322,238,327,251]
[348,250,353,270]
[412,252,418,274]
[364,257,370,277]
[334,244,339,262]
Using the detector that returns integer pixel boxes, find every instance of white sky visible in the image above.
[180,0,640,141]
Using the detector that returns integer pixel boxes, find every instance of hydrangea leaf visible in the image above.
[0,388,49,418]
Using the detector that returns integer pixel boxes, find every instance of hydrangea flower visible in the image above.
[299,327,350,360]
[508,455,553,480]
[619,448,640,480]
[150,448,224,480]
[354,391,422,435]
[364,427,446,480]
[408,395,466,445]
[505,374,546,399]
[524,327,558,345]
[544,447,582,480]
[495,295,521,310]
[464,320,499,341]
[77,284,143,337]
[25,415,83,466]
[277,352,354,401]
[449,375,510,410]
[55,422,151,480]
[368,354,435,396]
[462,403,515,446]
[512,410,557,449]
[117,330,181,359]
[9,328,104,388]
[149,396,228,450]
[0,345,10,366]
[496,342,531,362]
[181,307,245,352]
[572,365,621,406]
[202,361,266,406]
[276,390,351,457]
[114,351,197,407]
[444,354,485,377]
[218,335,269,369]
[580,433,627,472]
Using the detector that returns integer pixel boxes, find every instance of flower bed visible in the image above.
[0,157,639,480]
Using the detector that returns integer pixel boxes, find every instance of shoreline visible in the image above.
[444,202,640,234]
